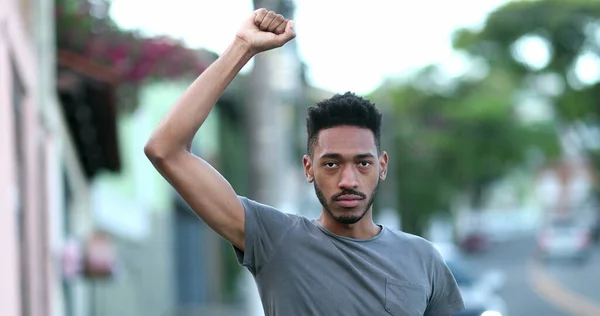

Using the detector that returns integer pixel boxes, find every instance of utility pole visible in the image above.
[243,1,302,315]
[246,0,300,208]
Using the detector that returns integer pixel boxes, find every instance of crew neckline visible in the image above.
[312,219,386,242]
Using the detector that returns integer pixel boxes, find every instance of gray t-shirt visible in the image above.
[233,196,465,316]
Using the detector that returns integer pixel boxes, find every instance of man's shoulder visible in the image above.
[384,227,433,246]
[238,195,307,221]
[384,228,443,260]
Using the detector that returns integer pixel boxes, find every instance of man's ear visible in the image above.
[379,151,389,180]
[303,155,314,183]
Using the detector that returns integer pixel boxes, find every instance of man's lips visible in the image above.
[335,195,364,207]
[336,194,364,201]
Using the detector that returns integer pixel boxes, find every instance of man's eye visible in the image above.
[325,162,338,168]
[358,161,372,167]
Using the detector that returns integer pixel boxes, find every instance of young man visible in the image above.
[145,8,465,316]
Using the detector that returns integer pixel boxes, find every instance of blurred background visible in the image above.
[1,0,600,315]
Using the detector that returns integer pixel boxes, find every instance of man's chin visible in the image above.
[332,215,363,225]
[329,209,366,224]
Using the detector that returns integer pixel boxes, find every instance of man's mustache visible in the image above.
[332,189,366,200]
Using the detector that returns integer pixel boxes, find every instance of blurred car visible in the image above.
[448,260,507,316]
[433,243,508,316]
[459,231,491,254]
[536,218,592,263]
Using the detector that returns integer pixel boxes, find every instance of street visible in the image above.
[462,236,600,316]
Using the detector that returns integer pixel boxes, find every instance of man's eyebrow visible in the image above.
[320,153,343,160]
[320,153,375,159]
[355,153,376,159]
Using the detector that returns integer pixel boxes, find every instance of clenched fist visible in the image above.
[236,8,296,54]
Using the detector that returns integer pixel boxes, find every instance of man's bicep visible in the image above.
[150,152,246,249]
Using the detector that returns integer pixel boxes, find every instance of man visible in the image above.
[145,8,465,316]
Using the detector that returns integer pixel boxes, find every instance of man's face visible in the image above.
[303,126,388,224]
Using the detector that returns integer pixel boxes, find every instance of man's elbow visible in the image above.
[144,140,171,164]
[144,140,188,166]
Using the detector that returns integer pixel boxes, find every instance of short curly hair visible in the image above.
[306,92,382,157]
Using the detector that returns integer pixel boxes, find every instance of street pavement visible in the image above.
[542,249,600,307]
[461,236,600,316]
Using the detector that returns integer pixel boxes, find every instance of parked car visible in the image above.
[459,231,491,254]
[536,218,592,263]
[433,243,507,316]
[448,260,506,316]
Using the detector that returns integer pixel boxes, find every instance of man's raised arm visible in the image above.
[144,9,295,251]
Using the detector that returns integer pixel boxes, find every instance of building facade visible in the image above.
[2,0,51,314]
[1,0,97,315]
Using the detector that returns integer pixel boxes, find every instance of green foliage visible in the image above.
[373,60,560,235]
[375,0,600,235]
[454,0,600,70]
[453,0,600,120]
[556,83,600,120]
[374,68,560,233]
[455,0,600,205]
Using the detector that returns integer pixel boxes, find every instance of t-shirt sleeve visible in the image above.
[424,248,466,316]
[232,196,296,275]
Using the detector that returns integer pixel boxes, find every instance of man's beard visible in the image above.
[314,180,379,224]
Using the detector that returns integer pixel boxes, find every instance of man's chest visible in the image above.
[256,233,433,316]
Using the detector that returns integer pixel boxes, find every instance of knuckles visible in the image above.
[254,8,284,25]
[247,8,294,44]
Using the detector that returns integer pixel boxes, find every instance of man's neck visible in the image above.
[317,211,381,240]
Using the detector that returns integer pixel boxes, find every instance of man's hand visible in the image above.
[236,8,296,55]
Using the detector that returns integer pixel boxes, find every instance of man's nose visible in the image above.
[338,165,359,189]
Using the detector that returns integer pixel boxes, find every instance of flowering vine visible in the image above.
[55,0,210,88]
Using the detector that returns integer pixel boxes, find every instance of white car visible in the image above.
[536,218,592,263]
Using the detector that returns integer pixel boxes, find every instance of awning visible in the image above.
[56,50,121,178]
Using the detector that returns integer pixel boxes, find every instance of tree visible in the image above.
[453,0,600,121]
[376,0,600,236]
[453,0,600,214]
[371,63,561,236]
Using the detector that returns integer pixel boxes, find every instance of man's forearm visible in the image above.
[145,38,254,158]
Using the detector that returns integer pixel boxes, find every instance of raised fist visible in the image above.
[236,8,296,54]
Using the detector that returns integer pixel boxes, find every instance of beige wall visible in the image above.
[0,0,54,315]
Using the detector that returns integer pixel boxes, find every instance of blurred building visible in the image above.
[0,2,234,314]
[1,0,125,315]
[84,78,245,316]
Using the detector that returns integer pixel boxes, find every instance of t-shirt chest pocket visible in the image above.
[384,278,428,316]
